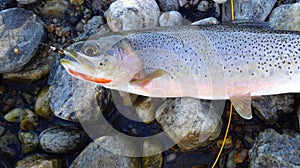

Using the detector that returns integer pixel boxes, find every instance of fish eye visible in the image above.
[82,42,100,56]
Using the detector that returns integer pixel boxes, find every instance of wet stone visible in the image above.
[15,155,62,168]
[69,135,140,168]
[158,0,179,11]
[20,109,39,130]
[34,85,53,120]
[4,108,22,123]
[18,131,39,154]
[156,98,223,150]
[222,0,277,21]
[106,0,160,31]
[252,94,294,124]
[48,56,113,122]
[159,11,183,26]
[268,2,300,31]
[249,129,300,167]
[39,125,88,154]
[0,8,44,73]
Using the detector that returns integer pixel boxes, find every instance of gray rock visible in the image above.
[155,98,224,150]
[69,135,140,167]
[15,155,63,168]
[48,55,113,122]
[197,0,209,12]
[106,0,160,31]
[39,126,88,154]
[222,0,277,21]
[158,0,179,11]
[0,8,44,73]
[159,11,183,26]
[268,2,300,31]
[249,129,300,168]
[178,0,187,7]
[252,94,294,124]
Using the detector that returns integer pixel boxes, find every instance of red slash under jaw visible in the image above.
[68,69,112,84]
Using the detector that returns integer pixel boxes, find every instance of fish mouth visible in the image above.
[60,50,112,84]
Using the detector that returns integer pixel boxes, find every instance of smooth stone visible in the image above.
[222,0,277,21]
[197,0,209,12]
[142,138,163,168]
[233,148,248,164]
[0,8,44,73]
[48,55,113,122]
[133,96,160,124]
[35,0,69,17]
[4,108,22,123]
[0,129,19,157]
[69,135,140,167]
[20,109,39,130]
[18,131,39,154]
[156,98,223,150]
[213,0,227,3]
[252,94,294,124]
[158,0,179,11]
[159,11,183,26]
[39,125,88,154]
[191,17,219,25]
[249,129,300,167]
[178,0,187,7]
[70,0,84,5]
[34,85,53,120]
[106,0,160,31]
[83,16,105,33]
[268,2,300,31]
[15,155,62,168]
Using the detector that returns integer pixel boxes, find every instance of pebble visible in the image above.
[156,98,223,150]
[18,131,39,154]
[69,135,140,167]
[268,2,300,31]
[106,0,160,31]
[4,108,22,123]
[20,109,39,130]
[133,96,158,124]
[48,56,113,122]
[15,155,62,168]
[39,125,88,154]
[70,0,84,5]
[34,85,53,120]
[0,8,44,73]
[36,0,69,17]
[249,129,300,167]
[222,0,277,21]
[252,94,294,124]
[158,0,179,11]
[142,138,163,168]
[233,148,248,164]
[159,11,183,26]
[191,17,219,25]
[216,135,233,149]
[197,0,209,12]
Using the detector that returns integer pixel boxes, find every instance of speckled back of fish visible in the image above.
[121,25,300,99]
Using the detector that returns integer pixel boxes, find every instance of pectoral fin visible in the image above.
[130,69,167,87]
[230,92,252,120]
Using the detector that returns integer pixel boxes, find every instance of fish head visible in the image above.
[60,34,143,87]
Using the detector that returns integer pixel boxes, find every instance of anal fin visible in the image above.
[230,92,253,120]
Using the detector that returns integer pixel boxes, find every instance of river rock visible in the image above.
[69,135,140,167]
[0,129,19,157]
[222,0,277,21]
[0,8,44,73]
[159,11,183,26]
[35,0,69,17]
[48,56,113,122]
[156,98,224,150]
[249,129,300,167]
[158,0,179,11]
[18,131,39,154]
[34,85,53,120]
[106,0,160,31]
[251,94,294,124]
[197,0,210,12]
[142,138,163,168]
[268,2,300,31]
[4,108,22,123]
[39,125,88,154]
[15,155,62,168]
[20,109,39,130]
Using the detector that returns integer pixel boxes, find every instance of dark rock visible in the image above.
[158,0,179,12]
[249,129,300,167]
[0,8,44,73]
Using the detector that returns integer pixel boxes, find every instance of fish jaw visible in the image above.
[60,59,112,84]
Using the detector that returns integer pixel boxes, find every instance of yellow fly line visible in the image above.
[211,0,235,167]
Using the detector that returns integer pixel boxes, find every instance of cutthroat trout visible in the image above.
[60,24,300,119]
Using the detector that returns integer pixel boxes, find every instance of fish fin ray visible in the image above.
[230,92,253,120]
[130,69,167,87]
